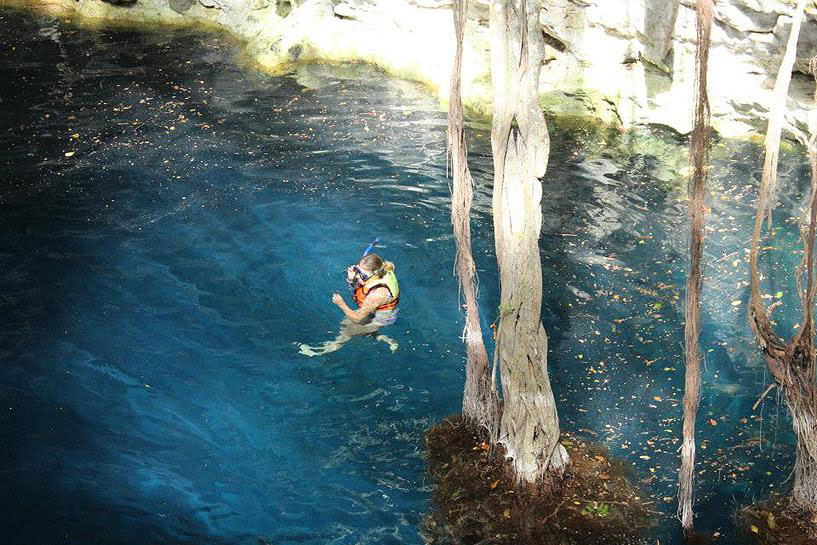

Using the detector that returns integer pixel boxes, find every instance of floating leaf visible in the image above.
[64,151,75,157]
[490,480,499,489]
[775,291,783,299]
[750,525,759,534]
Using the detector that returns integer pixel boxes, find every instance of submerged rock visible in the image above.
[167,0,194,13]
[7,0,817,138]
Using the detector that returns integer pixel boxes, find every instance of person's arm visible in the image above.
[332,287,390,324]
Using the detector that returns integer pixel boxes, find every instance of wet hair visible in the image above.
[359,253,394,278]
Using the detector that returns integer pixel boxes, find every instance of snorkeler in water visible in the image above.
[298,252,400,357]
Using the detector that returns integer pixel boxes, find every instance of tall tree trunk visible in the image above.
[489,0,568,483]
[678,0,712,533]
[794,65,817,507]
[448,0,499,439]
[790,387,817,508]
[748,0,817,516]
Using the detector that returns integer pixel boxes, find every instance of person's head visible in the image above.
[355,253,394,282]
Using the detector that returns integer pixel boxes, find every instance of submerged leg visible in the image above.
[375,334,399,353]
[298,319,380,357]
[298,331,351,357]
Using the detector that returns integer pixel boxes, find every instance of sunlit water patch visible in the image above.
[0,9,812,545]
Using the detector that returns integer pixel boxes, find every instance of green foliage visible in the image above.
[581,501,611,518]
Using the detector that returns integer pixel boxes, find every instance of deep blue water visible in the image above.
[0,9,814,545]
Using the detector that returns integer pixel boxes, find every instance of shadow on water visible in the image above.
[0,390,258,545]
[1,7,815,545]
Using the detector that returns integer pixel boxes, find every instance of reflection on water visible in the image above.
[0,9,812,545]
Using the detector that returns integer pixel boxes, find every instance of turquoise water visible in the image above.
[0,9,813,544]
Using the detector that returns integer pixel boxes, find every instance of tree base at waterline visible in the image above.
[737,494,817,545]
[423,416,652,545]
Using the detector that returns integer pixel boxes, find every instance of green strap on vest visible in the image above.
[363,270,399,299]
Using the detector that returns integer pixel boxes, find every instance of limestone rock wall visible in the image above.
[7,0,817,138]
[534,0,817,137]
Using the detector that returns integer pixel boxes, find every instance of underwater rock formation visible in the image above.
[6,0,816,138]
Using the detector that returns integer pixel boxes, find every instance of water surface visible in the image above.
[0,9,812,544]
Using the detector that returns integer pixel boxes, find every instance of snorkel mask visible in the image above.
[349,237,379,287]
[353,265,371,282]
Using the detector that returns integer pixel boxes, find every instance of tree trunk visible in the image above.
[748,0,817,518]
[678,0,712,533]
[795,71,817,510]
[790,390,817,508]
[750,0,809,224]
[448,0,499,439]
[489,0,567,484]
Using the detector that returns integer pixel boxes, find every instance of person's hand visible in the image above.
[332,293,344,307]
[346,266,357,283]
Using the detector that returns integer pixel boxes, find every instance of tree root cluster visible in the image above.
[423,416,652,545]
[737,495,817,545]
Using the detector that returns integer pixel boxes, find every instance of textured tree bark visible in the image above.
[751,0,809,220]
[790,385,817,509]
[789,108,817,512]
[489,0,567,484]
[678,0,712,533]
[448,0,499,439]
[748,0,817,518]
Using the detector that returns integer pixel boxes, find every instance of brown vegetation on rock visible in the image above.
[423,416,652,545]
[737,494,817,545]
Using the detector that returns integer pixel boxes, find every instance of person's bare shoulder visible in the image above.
[367,286,391,301]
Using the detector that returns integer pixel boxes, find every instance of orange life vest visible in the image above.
[353,271,399,311]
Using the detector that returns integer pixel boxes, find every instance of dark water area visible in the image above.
[0,8,813,545]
